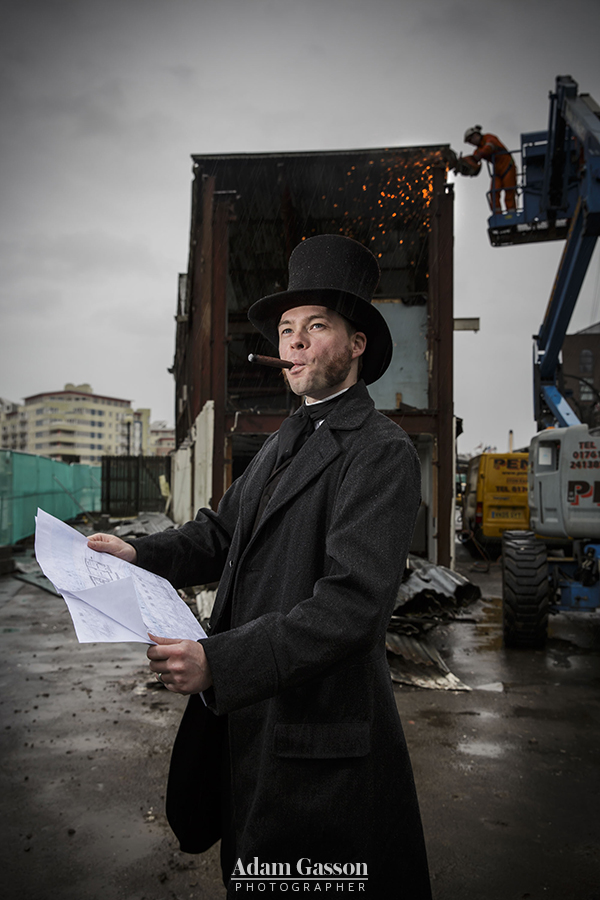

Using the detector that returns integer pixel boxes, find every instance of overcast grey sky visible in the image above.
[1,0,599,454]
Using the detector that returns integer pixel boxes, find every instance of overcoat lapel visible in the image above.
[208,382,373,632]
[207,436,278,632]
[240,381,374,548]
[250,381,374,543]
[249,424,342,541]
[236,435,278,541]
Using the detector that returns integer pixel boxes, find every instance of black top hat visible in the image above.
[247,234,393,384]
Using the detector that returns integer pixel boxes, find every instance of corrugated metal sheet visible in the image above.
[395,556,482,612]
[385,632,471,691]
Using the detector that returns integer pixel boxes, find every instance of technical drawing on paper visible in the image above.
[84,556,119,586]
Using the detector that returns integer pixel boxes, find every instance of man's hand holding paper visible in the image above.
[34,509,206,647]
[87,532,138,564]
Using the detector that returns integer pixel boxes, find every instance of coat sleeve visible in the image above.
[472,139,495,162]
[129,472,245,589]
[201,431,421,714]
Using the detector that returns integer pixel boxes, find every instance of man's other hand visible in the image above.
[87,533,137,564]
[147,635,213,694]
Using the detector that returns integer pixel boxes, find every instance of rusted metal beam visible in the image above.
[196,176,215,415]
[384,411,439,435]
[210,197,231,509]
[177,172,215,447]
[225,410,441,439]
[428,168,454,566]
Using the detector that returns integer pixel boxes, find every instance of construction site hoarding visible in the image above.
[100,455,171,519]
[172,147,454,565]
[0,450,101,546]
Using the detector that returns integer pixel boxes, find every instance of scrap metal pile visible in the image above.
[386,555,481,691]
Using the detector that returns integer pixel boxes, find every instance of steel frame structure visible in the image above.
[173,152,455,565]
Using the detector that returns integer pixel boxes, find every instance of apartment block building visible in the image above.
[0,397,28,452]
[149,421,176,457]
[1,383,151,465]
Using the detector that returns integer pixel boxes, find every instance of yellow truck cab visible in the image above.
[462,452,530,552]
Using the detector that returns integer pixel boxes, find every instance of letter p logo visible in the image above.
[567,480,592,505]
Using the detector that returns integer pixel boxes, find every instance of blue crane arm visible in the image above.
[537,197,598,381]
[539,385,581,426]
[532,77,600,429]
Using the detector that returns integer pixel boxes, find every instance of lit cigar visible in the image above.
[248,353,293,369]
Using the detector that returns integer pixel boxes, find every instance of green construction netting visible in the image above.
[0,450,101,545]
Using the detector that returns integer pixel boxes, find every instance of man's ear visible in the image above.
[352,331,367,359]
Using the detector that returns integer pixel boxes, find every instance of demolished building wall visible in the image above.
[171,147,454,565]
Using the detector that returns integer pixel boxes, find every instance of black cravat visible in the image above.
[274,395,341,469]
[252,393,347,536]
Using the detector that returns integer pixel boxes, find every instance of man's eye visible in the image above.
[310,322,325,330]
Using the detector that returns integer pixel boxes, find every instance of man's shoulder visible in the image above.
[330,382,417,451]
[338,409,420,492]
[363,406,417,451]
[336,402,418,466]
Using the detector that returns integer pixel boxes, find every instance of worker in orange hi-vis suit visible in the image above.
[463,125,517,214]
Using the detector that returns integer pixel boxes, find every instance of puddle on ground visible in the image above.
[419,709,481,728]
[419,708,501,729]
[456,739,508,759]
[510,704,594,724]
[472,598,504,653]
[477,681,505,692]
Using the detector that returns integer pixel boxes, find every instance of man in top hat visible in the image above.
[88,234,431,898]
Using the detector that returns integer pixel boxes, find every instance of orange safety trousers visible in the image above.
[473,133,517,213]
[490,165,516,213]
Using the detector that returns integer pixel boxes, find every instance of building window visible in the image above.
[580,348,593,375]
[581,381,595,402]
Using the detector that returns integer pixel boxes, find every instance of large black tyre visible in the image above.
[502,531,549,648]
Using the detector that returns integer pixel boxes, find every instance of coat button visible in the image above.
[229,560,233,568]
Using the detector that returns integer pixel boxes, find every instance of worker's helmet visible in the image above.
[464,124,482,143]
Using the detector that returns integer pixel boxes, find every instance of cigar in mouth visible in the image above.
[248,353,293,370]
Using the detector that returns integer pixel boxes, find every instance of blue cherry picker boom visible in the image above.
[453,75,600,647]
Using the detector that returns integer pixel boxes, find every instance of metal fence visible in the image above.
[101,455,171,517]
[0,450,101,546]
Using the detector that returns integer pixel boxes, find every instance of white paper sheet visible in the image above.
[35,509,206,644]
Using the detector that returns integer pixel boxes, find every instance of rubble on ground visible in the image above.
[385,555,480,690]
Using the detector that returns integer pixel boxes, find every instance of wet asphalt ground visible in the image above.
[407,545,600,900]
[2,542,600,900]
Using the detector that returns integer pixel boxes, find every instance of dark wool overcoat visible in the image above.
[132,381,431,899]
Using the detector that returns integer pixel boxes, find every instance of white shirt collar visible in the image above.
[304,386,351,407]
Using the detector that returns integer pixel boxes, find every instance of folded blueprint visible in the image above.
[34,509,206,644]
